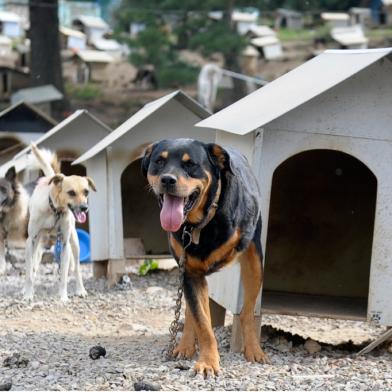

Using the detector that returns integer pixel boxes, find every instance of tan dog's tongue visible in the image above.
[75,211,87,223]
[160,194,184,232]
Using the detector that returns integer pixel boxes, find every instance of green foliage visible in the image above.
[139,259,159,276]
[65,83,102,100]
[157,62,199,88]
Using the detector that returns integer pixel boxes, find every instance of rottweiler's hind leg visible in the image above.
[239,242,269,364]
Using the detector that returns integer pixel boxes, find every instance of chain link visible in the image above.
[165,228,192,361]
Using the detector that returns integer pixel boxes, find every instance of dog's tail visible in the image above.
[28,143,60,177]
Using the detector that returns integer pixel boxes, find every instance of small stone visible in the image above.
[134,381,161,391]
[121,275,131,285]
[273,336,292,353]
[131,324,149,332]
[0,382,12,391]
[30,361,40,370]
[387,343,392,353]
[3,353,29,368]
[146,286,162,295]
[174,363,190,371]
[304,339,322,354]
[89,345,106,360]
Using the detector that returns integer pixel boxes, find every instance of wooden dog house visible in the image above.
[197,48,392,349]
[73,90,215,284]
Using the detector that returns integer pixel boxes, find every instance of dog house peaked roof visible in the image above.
[0,109,111,176]
[197,48,392,135]
[74,90,210,165]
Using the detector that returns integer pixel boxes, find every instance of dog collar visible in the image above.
[48,196,63,218]
[188,179,221,245]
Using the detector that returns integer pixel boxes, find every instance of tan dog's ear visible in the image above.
[86,177,97,192]
[48,174,64,186]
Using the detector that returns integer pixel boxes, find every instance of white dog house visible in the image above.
[73,90,215,284]
[197,48,392,349]
[0,109,111,233]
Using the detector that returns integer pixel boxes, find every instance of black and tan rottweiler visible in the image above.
[142,138,268,376]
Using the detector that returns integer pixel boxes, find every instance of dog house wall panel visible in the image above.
[84,154,109,261]
[268,59,392,140]
[258,128,392,325]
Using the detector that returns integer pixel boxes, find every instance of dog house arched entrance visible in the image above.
[262,149,377,319]
[121,159,169,257]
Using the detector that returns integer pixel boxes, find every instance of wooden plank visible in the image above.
[107,258,126,288]
[357,328,392,356]
[93,260,108,279]
[210,298,226,328]
[125,254,171,260]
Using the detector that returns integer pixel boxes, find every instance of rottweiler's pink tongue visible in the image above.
[75,211,87,223]
[160,194,184,232]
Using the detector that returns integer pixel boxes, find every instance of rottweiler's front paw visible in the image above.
[244,343,270,364]
[173,341,196,359]
[193,354,220,378]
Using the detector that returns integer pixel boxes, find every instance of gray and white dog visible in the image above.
[0,166,29,275]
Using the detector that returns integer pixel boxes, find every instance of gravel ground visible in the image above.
[0,259,391,391]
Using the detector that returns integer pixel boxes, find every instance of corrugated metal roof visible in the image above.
[60,26,86,39]
[11,85,63,105]
[0,11,20,23]
[247,25,276,37]
[196,48,392,135]
[321,12,350,21]
[277,8,302,17]
[74,15,108,29]
[73,90,210,164]
[331,25,368,46]
[251,36,280,47]
[0,101,57,125]
[91,38,121,51]
[77,49,114,63]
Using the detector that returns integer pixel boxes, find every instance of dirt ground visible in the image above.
[1,260,392,391]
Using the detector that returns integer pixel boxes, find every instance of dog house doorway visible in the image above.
[121,159,169,258]
[262,149,377,320]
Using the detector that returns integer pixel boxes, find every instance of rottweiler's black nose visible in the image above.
[161,174,177,186]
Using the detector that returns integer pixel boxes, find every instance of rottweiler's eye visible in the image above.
[184,160,198,169]
[68,190,76,197]
[155,158,165,166]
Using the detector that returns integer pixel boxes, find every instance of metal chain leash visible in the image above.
[165,227,193,360]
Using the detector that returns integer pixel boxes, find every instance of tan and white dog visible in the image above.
[24,144,96,302]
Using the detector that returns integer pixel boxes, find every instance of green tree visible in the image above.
[114,0,256,95]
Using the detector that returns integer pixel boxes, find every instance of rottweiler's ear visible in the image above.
[206,144,233,175]
[48,174,64,186]
[86,176,97,192]
[141,143,155,177]
[5,166,16,183]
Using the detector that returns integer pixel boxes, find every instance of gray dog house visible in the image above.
[197,48,392,349]
[73,90,215,283]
